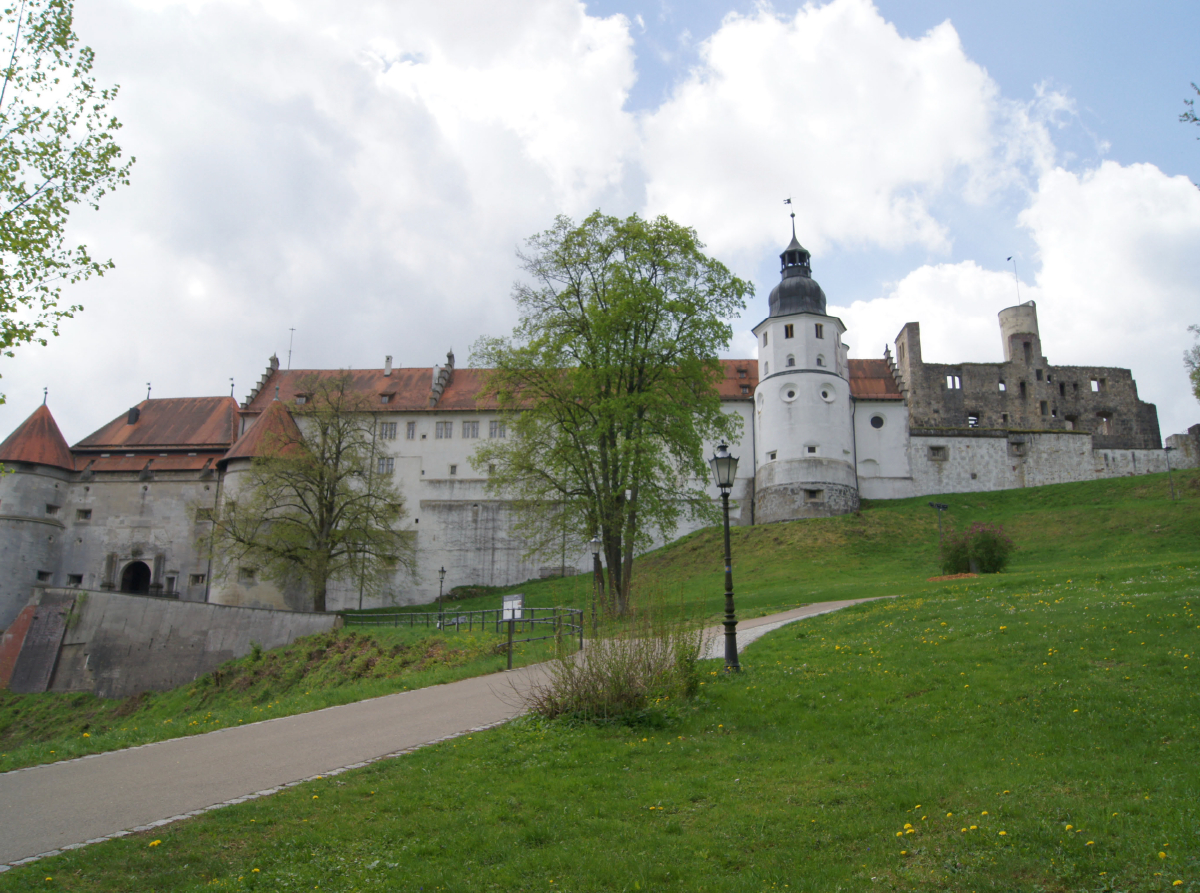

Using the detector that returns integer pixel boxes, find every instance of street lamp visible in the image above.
[438,566,447,627]
[1165,446,1177,501]
[590,534,602,635]
[928,502,949,542]
[708,444,740,673]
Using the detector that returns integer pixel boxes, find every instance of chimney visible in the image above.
[384,355,393,376]
[127,407,140,425]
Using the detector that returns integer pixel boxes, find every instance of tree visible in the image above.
[1186,324,1200,404]
[211,373,415,612]
[0,0,133,400]
[472,212,752,614]
[1182,82,1200,134]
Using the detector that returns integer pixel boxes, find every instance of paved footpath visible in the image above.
[0,597,880,869]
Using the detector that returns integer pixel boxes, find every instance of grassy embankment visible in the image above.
[2,468,1197,775]
[0,469,1197,889]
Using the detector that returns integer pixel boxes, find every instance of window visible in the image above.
[1035,369,1043,381]
[380,422,398,440]
[820,387,833,402]
[1073,382,1079,393]
[449,464,458,476]
[1001,413,1009,425]
[1091,378,1104,392]
[407,421,416,440]
[1046,374,1052,383]
[1019,382,1027,399]
[762,332,768,346]
[804,489,824,503]
[806,445,818,455]
[898,343,905,362]
[1065,414,1077,430]
[380,394,392,404]
[815,323,824,339]
[1059,383,1065,396]
[238,567,257,583]
[36,570,52,582]
[45,504,60,517]
[767,451,777,460]
[488,464,496,474]
[435,421,452,439]
[764,362,769,375]
[1040,401,1048,416]
[928,446,948,461]
[195,507,213,523]
[785,389,796,399]
[740,385,750,394]
[1023,342,1032,363]
[945,375,961,389]
[815,356,825,367]
[377,456,395,474]
[737,367,747,378]
[1096,412,1112,435]
[295,395,308,405]
[870,414,885,429]
[998,380,1006,392]
[189,573,206,586]
[489,420,506,439]
[76,508,92,521]
[1051,407,1058,419]
[967,413,980,428]
[786,355,796,367]
[68,574,83,587]
[784,324,794,339]
[462,421,479,439]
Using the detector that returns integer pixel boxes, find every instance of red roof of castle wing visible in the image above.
[221,399,304,465]
[0,404,75,470]
[74,397,240,451]
[849,359,903,400]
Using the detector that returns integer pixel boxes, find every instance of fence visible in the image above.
[340,606,584,669]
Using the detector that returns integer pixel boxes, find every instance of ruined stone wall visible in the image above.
[892,322,1161,451]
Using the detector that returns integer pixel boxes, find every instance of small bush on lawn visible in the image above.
[940,521,1015,574]
[523,606,707,723]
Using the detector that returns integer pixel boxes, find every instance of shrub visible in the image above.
[940,522,1016,574]
[522,608,707,723]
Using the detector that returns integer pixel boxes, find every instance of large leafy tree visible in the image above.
[472,212,752,614]
[1186,324,1200,404]
[211,374,415,612]
[0,0,133,400]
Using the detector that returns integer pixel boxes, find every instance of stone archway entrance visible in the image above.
[120,560,152,594]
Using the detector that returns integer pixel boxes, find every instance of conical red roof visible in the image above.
[0,404,74,470]
[221,399,303,466]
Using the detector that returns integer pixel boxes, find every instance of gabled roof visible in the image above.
[0,404,74,470]
[849,359,903,400]
[74,397,240,451]
[221,398,303,466]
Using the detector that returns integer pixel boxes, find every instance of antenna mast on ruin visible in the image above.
[287,328,296,370]
[1007,256,1022,304]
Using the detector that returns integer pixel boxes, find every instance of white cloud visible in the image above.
[640,0,1054,263]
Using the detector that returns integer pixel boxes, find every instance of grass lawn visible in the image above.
[2,469,1198,890]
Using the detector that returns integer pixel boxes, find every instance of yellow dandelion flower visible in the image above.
[900,850,907,855]
[903,823,912,829]
[1159,852,1167,859]
[947,812,953,817]
[981,811,988,816]
[149,840,161,847]
[1174,881,1183,887]
[999,831,1007,836]
[896,831,903,837]
[1086,841,1094,846]
[1066,824,1073,830]
[970,825,977,830]
[313,795,319,800]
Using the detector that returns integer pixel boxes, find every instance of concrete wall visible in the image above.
[28,588,341,699]
[0,465,69,628]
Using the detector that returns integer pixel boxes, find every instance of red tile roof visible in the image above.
[0,404,74,470]
[849,359,903,400]
[222,399,303,465]
[74,397,240,451]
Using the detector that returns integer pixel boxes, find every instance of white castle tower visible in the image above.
[751,222,859,521]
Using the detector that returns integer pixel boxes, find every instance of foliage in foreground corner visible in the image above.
[940,521,1015,574]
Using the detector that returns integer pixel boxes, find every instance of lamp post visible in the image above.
[928,502,949,543]
[590,534,602,635]
[709,444,740,673]
[1165,446,1177,501]
[438,566,446,628]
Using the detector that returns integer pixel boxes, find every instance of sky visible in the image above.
[2,0,1199,444]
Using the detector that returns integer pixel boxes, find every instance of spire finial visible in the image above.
[230,377,235,397]
[43,387,47,405]
[274,385,280,401]
[790,211,796,238]
[146,382,152,401]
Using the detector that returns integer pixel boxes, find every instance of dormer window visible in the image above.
[295,395,308,405]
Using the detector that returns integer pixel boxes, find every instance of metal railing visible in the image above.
[340,606,585,669]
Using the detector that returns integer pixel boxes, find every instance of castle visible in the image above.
[1,233,1195,627]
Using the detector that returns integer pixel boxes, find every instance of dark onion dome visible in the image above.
[768,232,827,317]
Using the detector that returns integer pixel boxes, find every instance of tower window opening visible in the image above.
[1023,342,1032,364]
[764,362,769,375]
[814,323,824,339]
[967,413,980,428]
[928,446,948,461]
[1091,378,1105,392]
[449,464,458,476]
[869,414,885,429]
[1040,401,1048,416]
[946,375,962,390]
[1019,382,1027,399]
[1065,415,1077,430]
[68,574,83,587]
[1001,413,1009,425]
[816,355,825,367]
[1059,383,1065,396]
[767,451,777,461]
[786,355,795,367]
[1096,412,1112,435]
[36,570,52,583]
[1036,369,1043,381]
[784,324,794,339]
[763,332,768,347]
[1051,407,1058,419]
[806,445,817,455]
[998,380,1006,392]
[804,489,825,503]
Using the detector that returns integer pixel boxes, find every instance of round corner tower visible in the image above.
[751,227,859,522]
